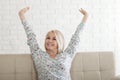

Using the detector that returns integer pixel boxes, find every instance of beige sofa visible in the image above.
[0,52,120,80]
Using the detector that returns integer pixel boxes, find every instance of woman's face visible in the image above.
[45,31,58,51]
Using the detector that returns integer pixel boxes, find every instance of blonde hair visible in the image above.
[45,30,64,54]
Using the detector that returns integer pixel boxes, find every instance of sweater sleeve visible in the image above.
[21,19,42,54]
[64,22,84,58]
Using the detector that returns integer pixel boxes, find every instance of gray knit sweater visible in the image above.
[22,19,84,80]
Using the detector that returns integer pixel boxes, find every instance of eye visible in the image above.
[53,37,56,40]
[46,37,50,39]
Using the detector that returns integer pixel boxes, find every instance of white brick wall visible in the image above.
[0,0,120,75]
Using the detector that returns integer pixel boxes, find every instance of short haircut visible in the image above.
[45,30,64,54]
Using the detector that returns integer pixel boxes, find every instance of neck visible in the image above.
[46,49,58,58]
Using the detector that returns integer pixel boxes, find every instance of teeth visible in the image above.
[48,44,54,46]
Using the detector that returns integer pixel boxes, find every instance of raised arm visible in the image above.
[18,7,41,54]
[64,8,88,58]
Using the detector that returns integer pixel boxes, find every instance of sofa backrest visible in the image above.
[0,52,115,80]
[0,54,36,80]
[71,52,115,80]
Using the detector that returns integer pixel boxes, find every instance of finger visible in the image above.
[79,8,83,12]
[22,7,30,12]
[79,9,83,13]
[26,6,30,10]
[81,8,83,10]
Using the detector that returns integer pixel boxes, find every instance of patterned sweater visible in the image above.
[22,19,84,80]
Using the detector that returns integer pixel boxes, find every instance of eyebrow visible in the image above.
[46,36,56,39]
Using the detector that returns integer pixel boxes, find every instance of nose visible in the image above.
[48,39,53,42]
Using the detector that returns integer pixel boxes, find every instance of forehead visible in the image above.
[46,31,56,37]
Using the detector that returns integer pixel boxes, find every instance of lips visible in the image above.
[46,43,54,47]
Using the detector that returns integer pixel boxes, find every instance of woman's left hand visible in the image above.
[79,8,88,23]
[79,8,88,16]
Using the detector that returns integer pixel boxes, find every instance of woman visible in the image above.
[19,6,88,80]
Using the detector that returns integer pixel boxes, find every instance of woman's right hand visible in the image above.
[18,6,30,21]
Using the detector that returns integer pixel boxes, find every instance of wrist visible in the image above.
[19,12,25,20]
[19,13,25,21]
[84,13,88,17]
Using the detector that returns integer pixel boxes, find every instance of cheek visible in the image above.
[55,41,58,46]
